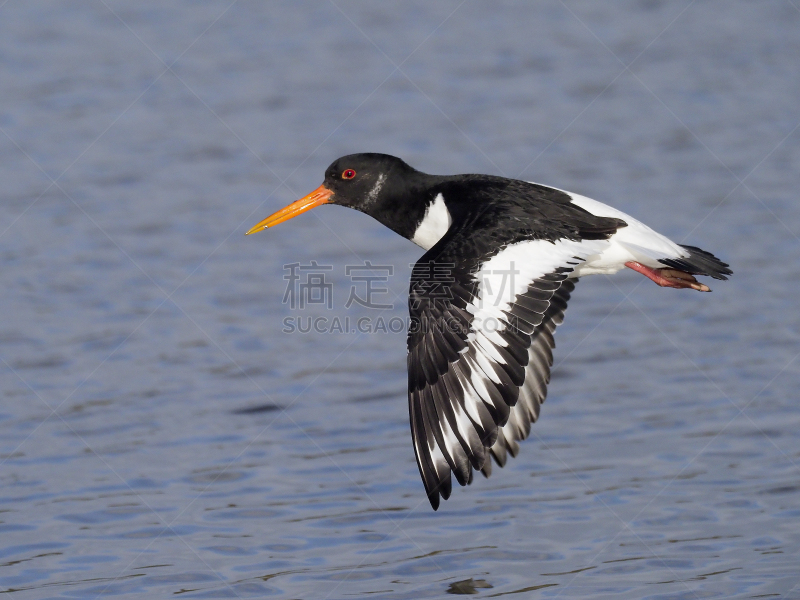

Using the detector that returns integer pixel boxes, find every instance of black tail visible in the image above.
[658,245,732,281]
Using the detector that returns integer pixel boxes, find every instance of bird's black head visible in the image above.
[245,153,423,234]
[323,153,414,212]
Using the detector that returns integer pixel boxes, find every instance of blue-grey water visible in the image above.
[1,1,799,598]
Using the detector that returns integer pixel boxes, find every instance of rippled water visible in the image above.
[1,1,799,598]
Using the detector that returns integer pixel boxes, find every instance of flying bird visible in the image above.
[246,153,731,510]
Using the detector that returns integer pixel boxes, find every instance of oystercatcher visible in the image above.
[246,153,731,510]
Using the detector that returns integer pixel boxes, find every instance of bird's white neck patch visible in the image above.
[411,193,452,250]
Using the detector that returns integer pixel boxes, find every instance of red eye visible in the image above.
[342,169,356,179]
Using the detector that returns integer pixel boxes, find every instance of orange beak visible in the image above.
[245,184,333,235]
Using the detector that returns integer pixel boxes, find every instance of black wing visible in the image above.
[407,230,604,509]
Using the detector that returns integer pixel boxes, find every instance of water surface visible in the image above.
[1,1,799,598]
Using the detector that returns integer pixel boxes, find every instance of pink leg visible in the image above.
[625,261,711,292]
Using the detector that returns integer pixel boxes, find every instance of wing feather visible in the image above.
[408,237,594,509]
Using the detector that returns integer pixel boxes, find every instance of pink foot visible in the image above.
[625,261,711,292]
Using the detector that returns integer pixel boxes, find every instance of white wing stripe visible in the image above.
[468,239,605,328]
